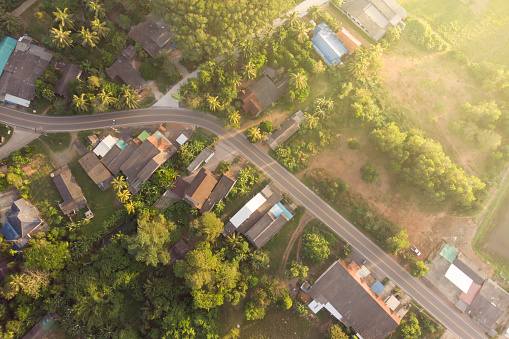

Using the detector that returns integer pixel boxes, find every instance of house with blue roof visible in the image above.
[0,199,43,250]
[0,37,17,78]
[311,22,349,66]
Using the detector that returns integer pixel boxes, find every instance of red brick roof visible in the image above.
[336,28,362,54]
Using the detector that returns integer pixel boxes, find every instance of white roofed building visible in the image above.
[229,193,267,228]
[93,135,118,157]
[445,264,473,293]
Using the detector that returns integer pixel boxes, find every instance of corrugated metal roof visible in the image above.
[230,193,266,227]
[311,22,349,65]
[371,281,385,295]
[1,222,19,240]
[93,135,117,157]
[270,202,293,219]
[137,130,150,142]
[440,244,458,263]
[445,264,473,293]
[116,139,128,150]
[4,94,30,107]
[0,37,17,77]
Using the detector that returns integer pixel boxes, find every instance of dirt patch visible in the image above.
[280,212,312,275]
[21,158,43,176]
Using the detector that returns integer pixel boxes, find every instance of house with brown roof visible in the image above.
[51,165,87,216]
[267,110,305,150]
[128,13,174,58]
[201,172,237,213]
[239,68,289,116]
[336,28,362,54]
[308,260,400,339]
[184,168,218,210]
[105,45,145,90]
[79,152,113,191]
[54,63,81,97]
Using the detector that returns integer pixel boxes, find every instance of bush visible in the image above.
[279,296,292,309]
[302,233,330,262]
[118,14,131,29]
[339,244,353,259]
[139,60,158,80]
[360,164,379,183]
[295,302,308,317]
[245,301,266,320]
[410,260,429,277]
[216,160,231,176]
[347,138,360,149]
[406,18,449,52]
[259,120,273,134]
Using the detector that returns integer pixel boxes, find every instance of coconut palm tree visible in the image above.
[315,97,334,113]
[284,12,299,28]
[307,5,323,21]
[289,71,308,90]
[242,61,257,80]
[239,40,254,61]
[294,21,309,44]
[223,52,237,69]
[230,71,242,87]
[53,8,74,29]
[50,26,73,48]
[91,18,109,38]
[313,108,326,119]
[121,86,141,109]
[87,1,105,18]
[303,113,319,129]
[97,88,116,107]
[0,12,22,34]
[246,127,262,142]
[125,201,136,215]
[207,95,221,112]
[118,189,131,203]
[79,27,99,48]
[111,176,127,192]
[228,110,241,127]
[72,93,89,113]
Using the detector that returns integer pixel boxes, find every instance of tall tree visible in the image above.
[289,71,308,90]
[23,239,69,272]
[120,85,141,109]
[190,212,224,241]
[307,5,323,21]
[53,7,74,29]
[126,213,176,266]
[50,26,73,48]
[79,27,99,48]
[72,93,89,113]
[207,95,221,112]
[91,18,110,38]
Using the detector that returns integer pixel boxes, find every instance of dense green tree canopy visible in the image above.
[151,0,293,61]
[190,212,224,241]
[23,238,69,272]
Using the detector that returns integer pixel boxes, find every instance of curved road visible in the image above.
[0,105,485,338]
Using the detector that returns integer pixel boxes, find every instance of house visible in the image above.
[51,165,87,216]
[338,0,408,41]
[0,199,43,250]
[187,146,215,174]
[169,239,192,264]
[245,202,293,249]
[0,37,53,107]
[93,135,118,157]
[336,28,362,54]
[183,168,218,210]
[79,152,114,191]
[22,313,60,339]
[308,260,400,339]
[311,22,349,65]
[128,13,174,58]
[267,110,305,150]
[238,72,289,116]
[201,172,237,213]
[105,45,145,90]
[54,63,81,97]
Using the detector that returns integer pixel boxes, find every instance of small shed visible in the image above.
[385,295,400,311]
[93,135,118,157]
[371,281,385,296]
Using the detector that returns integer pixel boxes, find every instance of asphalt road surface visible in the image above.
[0,105,486,338]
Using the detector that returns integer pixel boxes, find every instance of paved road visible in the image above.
[0,105,486,338]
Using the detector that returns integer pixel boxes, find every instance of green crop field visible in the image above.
[400,0,509,67]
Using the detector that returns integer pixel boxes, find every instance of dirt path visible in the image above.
[280,212,312,274]
[10,0,38,16]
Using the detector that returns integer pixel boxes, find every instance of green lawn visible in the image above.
[67,160,120,237]
[39,133,72,153]
[19,0,53,43]
[0,124,13,146]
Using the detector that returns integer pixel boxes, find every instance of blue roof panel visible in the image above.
[1,222,19,241]
[311,22,348,65]
[370,281,385,296]
[270,202,294,219]
[0,37,17,77]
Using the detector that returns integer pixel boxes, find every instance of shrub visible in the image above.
[216,160,231,176]
[347,138,360,149]
[302,233,330,262]
[295,302,308,317]
[279,296,292,309]
[339,244,353,259]
[259,120,273,134]
[139,60,158,80]
[245,301,266,320]
[360,164,379,183]
[118,14,131,29]
[406,18,449,52]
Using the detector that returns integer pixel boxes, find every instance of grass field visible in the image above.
[39,133,72,153]
[400,0,509,68]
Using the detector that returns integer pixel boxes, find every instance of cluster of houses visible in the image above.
[426,244,509,336]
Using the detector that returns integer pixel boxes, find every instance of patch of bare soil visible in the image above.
[54,133,84,167]
[280,212,312,275]
[21,158,43,176]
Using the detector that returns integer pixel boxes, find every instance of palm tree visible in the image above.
[274,26,287,44]
[125,201,136,214]
[315,97,334,113]
[246,127,262,142]
[303,113,319,129]
[223,52,237,69]
[313,107,326,119]
[348,58,369,77]
[72,93,89,113]
[91,18,109,38]
[230,71,242,87]
[121,86,141,109]
[50,26,73,48]
[0,12,22,34]
[289,71,308,90]
[87,1,106,18]
[228,110,241,127]
[118,189,131,203]
[242,61,257,80]
[239,40,254,61]
[97,89,116,107]
[307,5,323,21]
[79,27,99,48]
[111,176,127,192]
[294,21,309,44]
[53,8,74,29]
[207,95,221,112]
[283,12,299,28]
[369,44,385,60]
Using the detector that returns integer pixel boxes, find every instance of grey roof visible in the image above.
[267,111,304,150]
[120,141,160,181]
[130,151,174,193]
[466,279,509,330]
[101,145,122,167]
[263,66,278,80]
[187,147,215,173]
[308,261,399,339]
[452,258,485,285]
[169,239,192,264]
[184,168,218,210]
[51,165,87,215]
[341,0,407,41]
[6,199,42,238]
[105,55,145,90]
[120,45,136,60]
[248,75,289,110]
[245,212,289,249]
[54,63,81,97]
[107,141,138,174]
[201,172,237,212]
[78,152,113,191]
[0,41,53,102]
[128,13,173,58]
